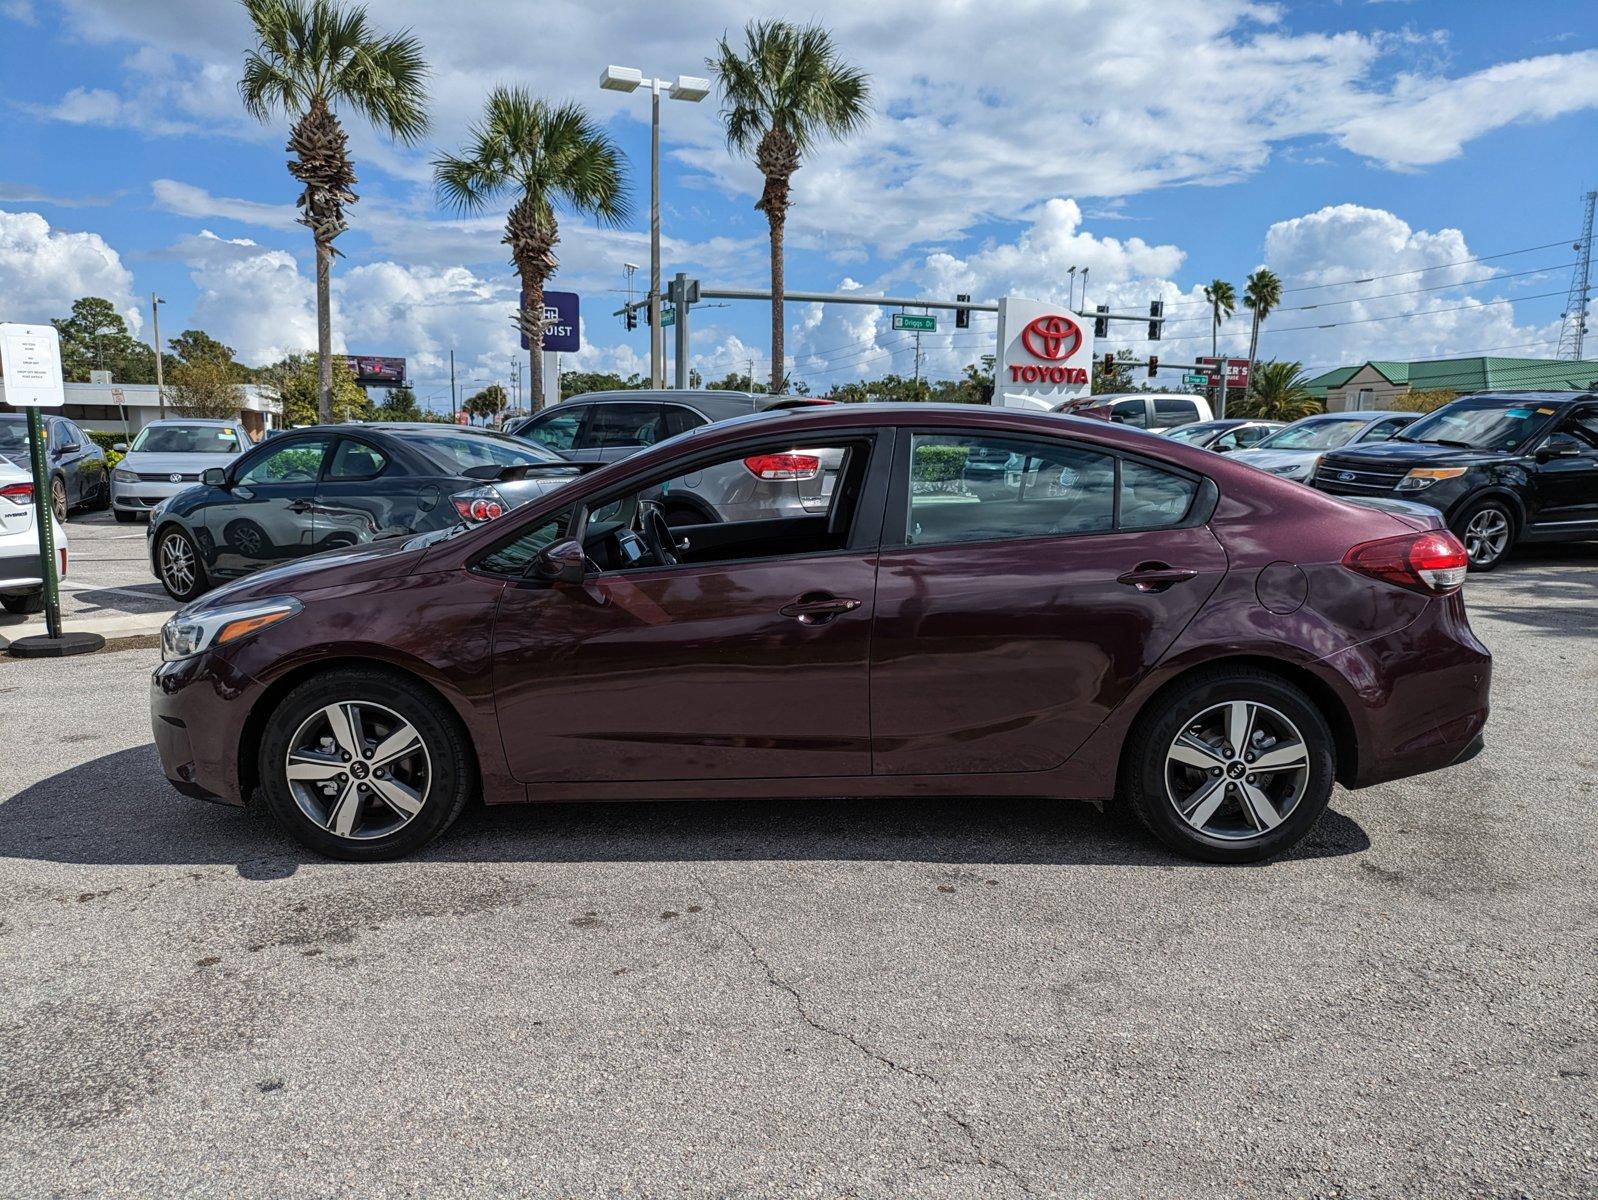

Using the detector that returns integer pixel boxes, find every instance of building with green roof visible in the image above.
[1304,356,1598,410]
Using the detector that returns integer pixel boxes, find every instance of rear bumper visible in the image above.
[1316,591,1492,789]
[150,651,265,807]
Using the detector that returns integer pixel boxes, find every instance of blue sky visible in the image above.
[1,0,1594,409]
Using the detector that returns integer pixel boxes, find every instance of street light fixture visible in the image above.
[599,64,710,388]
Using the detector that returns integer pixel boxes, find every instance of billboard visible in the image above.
[1197,357,1251,392]
[341,355,407,387]
[519,290,580,353]
[993,297,1094,409]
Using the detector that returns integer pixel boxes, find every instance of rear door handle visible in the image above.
[780,592,862,625]
[1117,562,1199,593]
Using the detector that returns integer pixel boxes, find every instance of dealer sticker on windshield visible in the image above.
[1537,407,1556,415]
[1506,408,1533,418]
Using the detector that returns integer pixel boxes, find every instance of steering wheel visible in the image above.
[638,499,679,567]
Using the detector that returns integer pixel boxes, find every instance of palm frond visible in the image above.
[709,19,871,161]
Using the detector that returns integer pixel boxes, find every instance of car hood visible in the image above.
[1320,440,1503,469]
[1232,448,1319,470]
[120,451,239,474]
[184,535,426,614]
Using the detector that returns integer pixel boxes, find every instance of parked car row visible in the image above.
[0,412,109,522]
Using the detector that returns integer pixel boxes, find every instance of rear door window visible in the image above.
[584,404,672,450]
[1360,418,1408,443]
[521,407,586,452]
[1119,459,1198,529]
[326,439,389,481]
[1152,398,1200,427]
[1109,399,1148,428]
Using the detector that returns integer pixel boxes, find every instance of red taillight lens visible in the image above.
[450,486,507,523]
[0,482,33,505]
[1342,530,1469,594]
[743,452,820,481]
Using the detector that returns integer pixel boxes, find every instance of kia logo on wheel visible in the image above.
[1020,314,1083,362]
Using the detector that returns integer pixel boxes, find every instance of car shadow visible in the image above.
[1,744,1371,879]
[1471,542,1598,639]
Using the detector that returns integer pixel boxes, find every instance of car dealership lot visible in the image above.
[1,547,1595,1197]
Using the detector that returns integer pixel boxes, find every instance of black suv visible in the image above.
[1313,392,1598,570]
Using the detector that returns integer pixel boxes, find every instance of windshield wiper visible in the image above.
[1407,437,1479,450]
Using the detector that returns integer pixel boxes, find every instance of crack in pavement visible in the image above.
[942,1108,1039,1197]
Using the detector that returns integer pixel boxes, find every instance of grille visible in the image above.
[137,472,199,482]
[1314,462,1407,496]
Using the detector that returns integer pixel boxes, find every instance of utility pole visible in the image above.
[913,328,923,390]
[1558,189,1596,360]
[151,293,165,418]
[449,349,456,418]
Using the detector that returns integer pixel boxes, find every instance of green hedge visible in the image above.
[911,443,969,484]
[86,429,124,453]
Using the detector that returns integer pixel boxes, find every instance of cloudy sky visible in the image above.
[1,0,1595,408]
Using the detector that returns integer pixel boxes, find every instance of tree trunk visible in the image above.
[504,196,559,414]
[1246,308,1261,380]
[523,269,546,412]
[1211,304,1218,358]
[315,237,333,423]
[767,207,786,394]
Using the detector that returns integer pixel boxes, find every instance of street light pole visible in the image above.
[600,66,710,391]
[151,293,165,418]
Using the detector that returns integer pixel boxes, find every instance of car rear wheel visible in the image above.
[258,669,476,861]
[50,476,68,523]
[1453,499,1515,572]
[155,525,209,602]
[1119,668,1336,863]
[1,593,43,615]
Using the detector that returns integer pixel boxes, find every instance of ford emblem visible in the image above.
[1338,471,1355,481]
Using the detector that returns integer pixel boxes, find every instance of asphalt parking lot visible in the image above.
[1,539,1594,1198]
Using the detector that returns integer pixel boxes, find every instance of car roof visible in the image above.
[1446,391,1594,405]
[560,390,760,419]
[1305,410,1414,420]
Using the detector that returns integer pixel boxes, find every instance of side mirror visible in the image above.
[200,467,229,487]
[1539,433,1585,460]
[113,442,129,453]
[531,537,586,585]
[56,442,79,456]
[1213,442,1234,453]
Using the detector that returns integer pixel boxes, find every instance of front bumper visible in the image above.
[114,478,192,512]
[151,650,265,806]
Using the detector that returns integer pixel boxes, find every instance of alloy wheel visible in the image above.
[1164,700,1310,841]
[1463,508,1510,566]
[50,477,66,522]
[158,533,196,596]
[284,701,432,841]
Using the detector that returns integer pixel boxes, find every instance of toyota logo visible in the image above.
[1020,314,1083,362]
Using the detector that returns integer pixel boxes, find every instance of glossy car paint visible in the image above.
[152,405,1491,818]
[0,413,108,516]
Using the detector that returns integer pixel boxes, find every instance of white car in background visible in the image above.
[1231,410,1418,482]
[111,418,254,523]
[0,454,69,615]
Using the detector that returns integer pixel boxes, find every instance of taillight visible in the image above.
[743,452,820,481]
[450,486,507,523]
[0,482,32,505]
[1342,530,1468,595]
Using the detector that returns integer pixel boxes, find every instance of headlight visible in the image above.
[1396,467,1467,491]
[1266,463,1306,476]
[161,596,302,662]
[112,468,138,483]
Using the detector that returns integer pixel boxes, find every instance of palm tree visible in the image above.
[710,20,870,394]
[435,89,629,411]
[239,0,429,423]
[1237,360,1321,422]
[1243,268,1283,377]
[1203,278,1236,358]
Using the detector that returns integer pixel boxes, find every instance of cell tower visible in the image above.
[1557,189,1596,360]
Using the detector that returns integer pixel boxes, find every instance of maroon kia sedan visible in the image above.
[151,404,1490,863]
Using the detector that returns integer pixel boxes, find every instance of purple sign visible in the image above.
[520,290,580,353]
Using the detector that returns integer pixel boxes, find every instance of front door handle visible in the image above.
[1117,562,1199,593]
[780,592,862,625]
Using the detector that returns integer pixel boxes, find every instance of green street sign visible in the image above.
[1183,373,1208,386]
[891,313,936,332]
[657,307,675,327]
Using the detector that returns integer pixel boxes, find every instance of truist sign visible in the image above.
[994,296,1094,408]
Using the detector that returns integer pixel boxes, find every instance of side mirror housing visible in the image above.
[56,442,79,456]
[113,442,129,453]
[531,537,585,585]
[1539,432,1585,460]
[200,467,229,487]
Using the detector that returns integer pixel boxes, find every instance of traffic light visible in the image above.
[956,293,970,329]
[1094,304,1109,338]
[1147,300,1164,341]
[1147,355,1158,378]
[625,307,638,331]
[1102,353,1115,376]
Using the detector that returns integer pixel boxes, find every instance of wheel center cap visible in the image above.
[350,761,369,780]
[1227,762,1246,779]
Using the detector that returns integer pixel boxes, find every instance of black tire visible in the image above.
[258,668,477,861]
[86,471,110,511]
[1118,667,1336,863]
[663,501,712,528]
[1,593,44,615]
[50,475,68,523]
[1451,497,1516,572]
[153,524,210,602]
[114,509,139,524]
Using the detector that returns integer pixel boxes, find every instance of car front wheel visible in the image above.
[155,525,209,601]
[1453,499,1515,572]
[1120,668,1336,863]
[258,669,476,861]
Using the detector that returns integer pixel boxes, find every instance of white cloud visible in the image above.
[175,230,322,365]
[0,209,140,331]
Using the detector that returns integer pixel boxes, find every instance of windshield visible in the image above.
[130,423,242,454]
[1166,422,1227,444]
[1256,418,1368,451]
[1397,398,1557,452]
[407,429,567,473]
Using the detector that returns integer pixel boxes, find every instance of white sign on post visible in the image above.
[992,296,1095,411]
[0,323,66,408]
